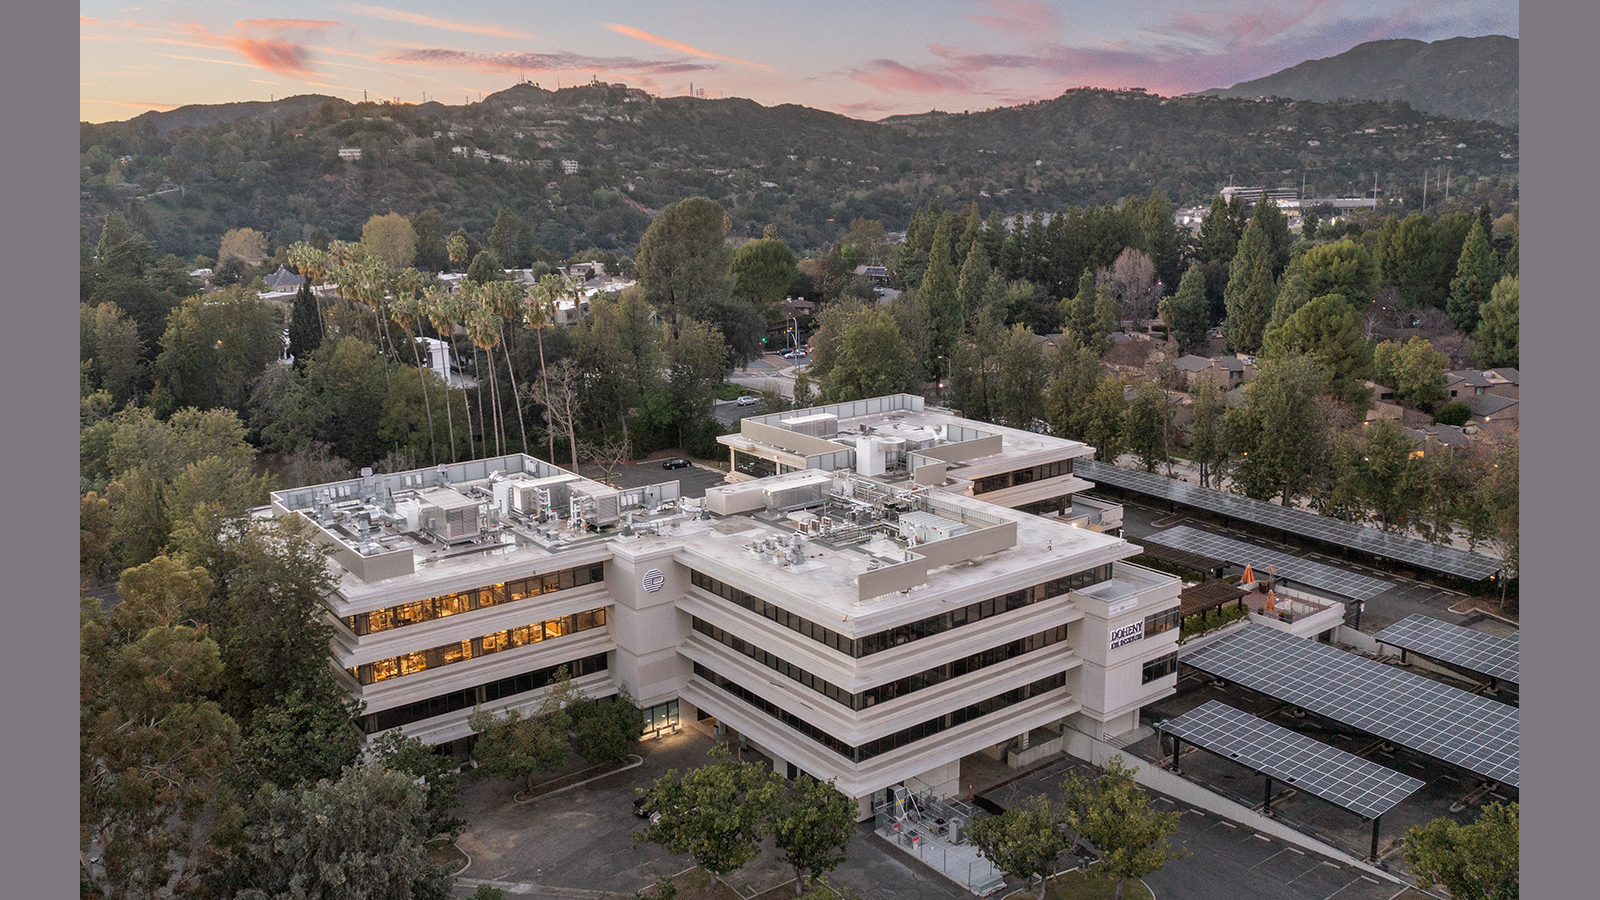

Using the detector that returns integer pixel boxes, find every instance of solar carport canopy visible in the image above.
[1074,459,1502,581]
[1184,625,1519,787]
[1374,614,1519,686]
[1161,701,1424,819]
[1143,525,1394,603]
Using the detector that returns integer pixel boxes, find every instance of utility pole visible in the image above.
[1421,168,1427,212]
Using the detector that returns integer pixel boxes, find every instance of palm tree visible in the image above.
[286,241,329,339]
[422,286,463,462]
[528,274,563,461]
[392,268,440,466]
[483,279,530,454]
[466,298,505,457]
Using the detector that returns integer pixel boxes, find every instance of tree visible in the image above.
[967,796,1072,900]
[1158,265,1209,355]
[1472,275,1518,368]
[1297,238,1376,306]
[152,289,285,417]
[918,219,961,380]
[568,687,644,766]
[1433,401,1472,427]
[489,208,529,269]
[1122,380,1174,474]
[468,669,578,797]
[362,212,419,270]
[809,303,919,402]
[730,237,799,316]
[80,559,240,900]
[1372,337,1448,411]
[1447,220,1497,334]
[369,731,468,842]
[229,763,453,900]
[1059,756,1185,900]
[665,317,732,447]
[1198,196,1245,322]
[1186,380,1228,488]
[1222,221,1275,354]
[218,227,268,266]
[635,197,735,327]
[1100,247,1161,324]
[466,249,507,285]
[635,748,781,890]
[993,324,1048,430]
[80,301,143,406]
[236,667,364,795]
[1084,375,1128,462]
[1261,293,1369,406]
[1137,189,1183,293]
[1062,269,1098,350]
[1358,417,1426,532]
[287,278,322,365]
[769,774,858,895]
[1402,802,1518,900]
[1224,354,1328,504]
[956,242,992,323]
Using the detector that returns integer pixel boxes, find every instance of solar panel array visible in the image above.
[1373,615,1520,686]
[1073,459,1502,580]
[1184,624,1519,786]
[1142,525,1394,602]
[1162,700,1425,819]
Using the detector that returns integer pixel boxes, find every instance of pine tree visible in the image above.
[918,220,961,381]
[286,278,321,365]
[956,243,991,324]
[1159,265,1210,355]
[1222,222,1276,354]
[1447,220,1497,334]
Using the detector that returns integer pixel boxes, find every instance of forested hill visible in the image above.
[80,79,1518,261]
[1198,35,1518,128]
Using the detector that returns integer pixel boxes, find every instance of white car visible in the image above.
[736,395,759,406]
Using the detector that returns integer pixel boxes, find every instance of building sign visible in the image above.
[642,568,666,593]
[1107,598,1139,616]
[1109,621,1144,650]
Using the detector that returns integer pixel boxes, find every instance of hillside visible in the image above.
[79,79,1518,262]
[1198,35,1518,127]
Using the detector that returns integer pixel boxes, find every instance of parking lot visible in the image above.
[979,758,1422,900]
[450,721,973,900]
[574,458,729,500]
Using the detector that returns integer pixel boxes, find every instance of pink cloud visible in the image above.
[852,59,968,94]
[185,19,337,78]
[604,23,773,71]
[343,4,533,40]
[966,1,1061,37]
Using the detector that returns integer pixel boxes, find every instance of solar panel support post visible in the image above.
[1369,815,1381,862]
[1165,730,1182,774]
[1263,776,1273,816]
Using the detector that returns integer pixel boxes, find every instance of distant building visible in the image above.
[338,147,362,161]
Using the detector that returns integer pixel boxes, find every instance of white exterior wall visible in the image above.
[1066,563,1182,741]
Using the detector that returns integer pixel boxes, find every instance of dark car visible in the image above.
[662,457,691,469]
[633,795,661,824]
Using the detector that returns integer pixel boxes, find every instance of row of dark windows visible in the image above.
[692,616,1069,711]
[1143,607,1181,638]
[1142,652,1179,684]
[347,608,608,685]
[341,563,605,635]
[971,459,1074,495]
[733,450,777,479]
[688,564,1109,659]
[359,653,609,735]
[695,661,1067,764]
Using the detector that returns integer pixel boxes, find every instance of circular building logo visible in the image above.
[642,568,666,592]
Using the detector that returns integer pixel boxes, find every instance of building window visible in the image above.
[733,450,777,479]
[689,566,1107,659]
[694,661,1066,764]
[1141,652,1178,684]
[342,563,605,635]
[692,617,1069,710]
[360,653,608,734]
[641,699,680,737]
[350,607,608,685]
[1142,607,1181,638]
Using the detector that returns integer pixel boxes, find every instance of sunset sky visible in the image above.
[79,1,1518,124]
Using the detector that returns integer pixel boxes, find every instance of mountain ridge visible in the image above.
[1196,35,1517,127]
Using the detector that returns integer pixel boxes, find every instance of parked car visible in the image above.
[633,796,661,824]
[662,457,691,469]
[779,349,795,359]
[736,395,758,406]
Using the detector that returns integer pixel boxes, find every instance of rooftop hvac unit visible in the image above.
[570,484,621,527]
[779,413,839,439]
[510,475,575,515]
[418,488,483,543]
[897,511,970,544]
